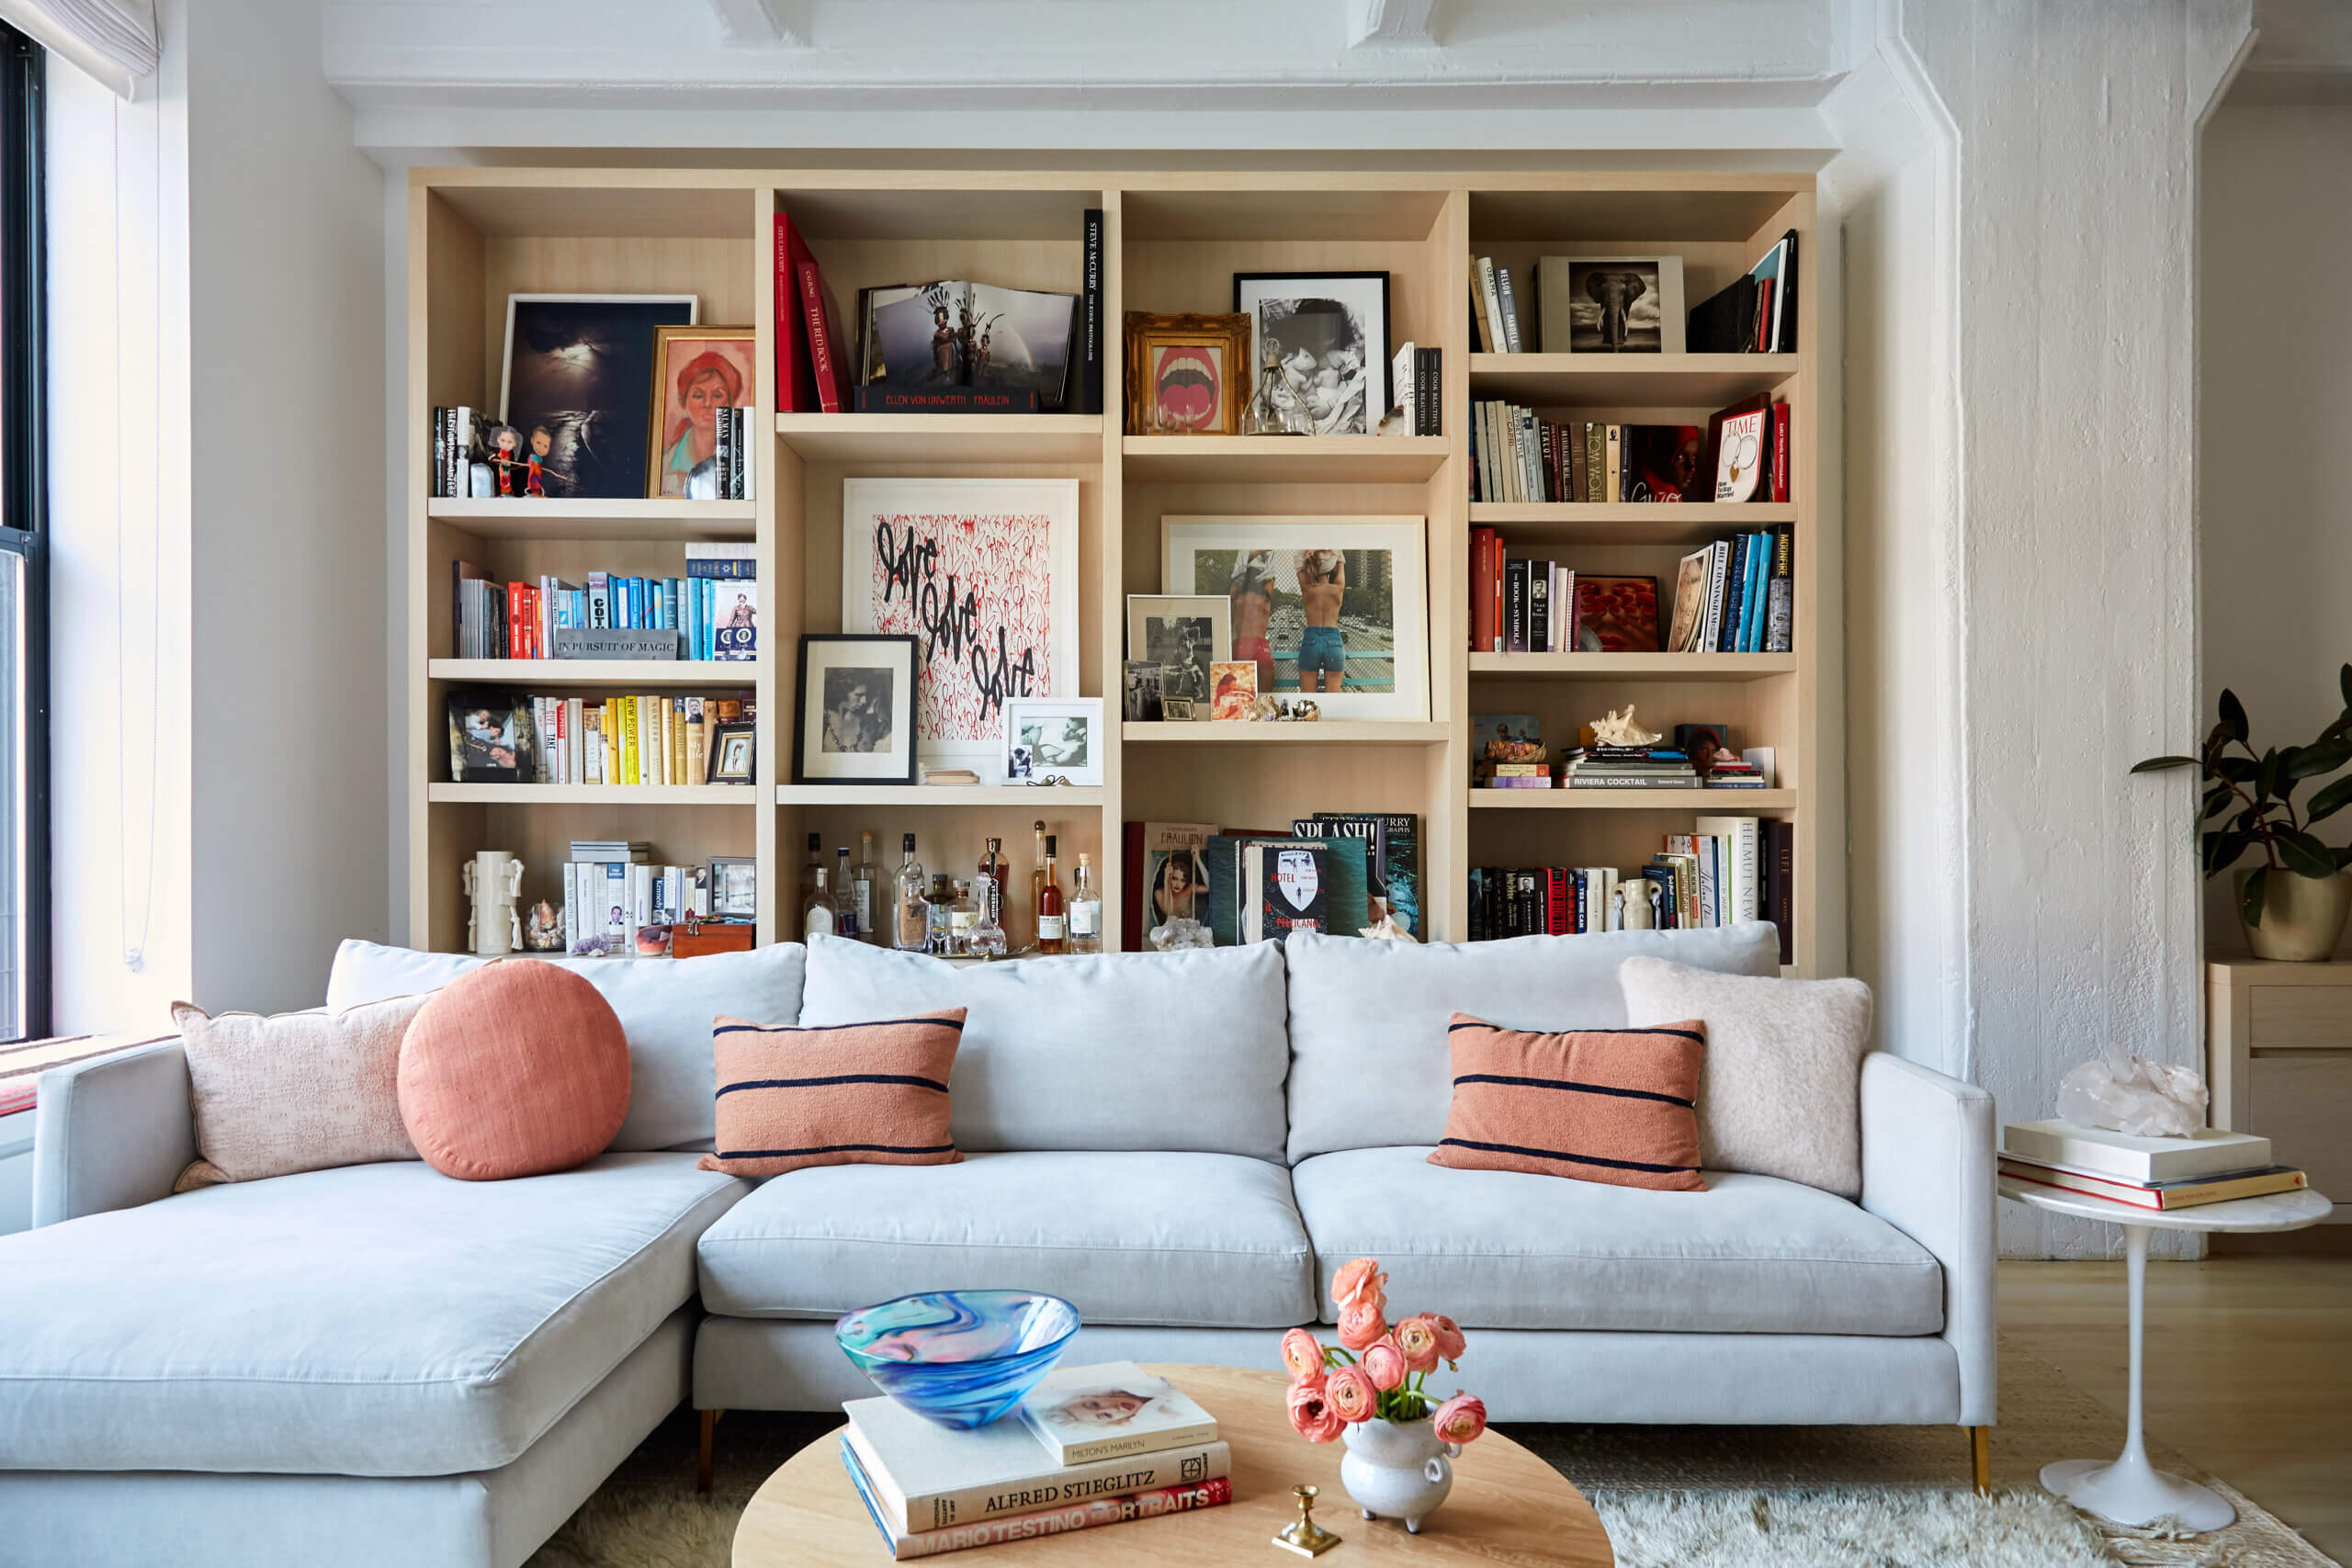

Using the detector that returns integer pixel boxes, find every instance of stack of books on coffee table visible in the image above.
[841,1361,1230,1559]
[1999,1120,2308,1212]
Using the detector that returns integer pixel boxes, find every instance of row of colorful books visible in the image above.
[1666,530,1793,655]
[1466,816,1794,957]
[451,546,756,662]
[428,406,754,500]
[842,1362,1226,1560]
[523,694,750,787]
[1468,400,1791,507]
[1119,817,1423,950]
[2000,1122,2309,1212]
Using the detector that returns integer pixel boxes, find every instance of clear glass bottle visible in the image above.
[947,878,981,955]
[1028,819,1047,947]
[966,870,1008,958]
[925,874,955,954]
[831,846,858,941]
[852,830,879,943]
[801,862,836,939]
[977,837,1007,931]
[1035,835,1067,954]
[892,833,928,951]
[1068,852,1102,953]
[1241,328,1313,436]
[797,831,824,919]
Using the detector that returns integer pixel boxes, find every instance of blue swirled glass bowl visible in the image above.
[833,1290,1082,1429]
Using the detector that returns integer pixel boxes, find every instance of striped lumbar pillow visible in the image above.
[1426,1012,1707,1191]
[698,1009,966,1179]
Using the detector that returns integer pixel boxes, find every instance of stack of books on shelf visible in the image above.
[841,1362,1230,1560]
[451,545,756,662]
[430,406,753,501]
[563,841,751,958]
[492,694,750,786]
[1561,744,1698,790]
[1999,1122,2309,1212]
[1467,399,1792,507]
[1389,342,1442,434]
[1119,816,1422,949]
[1665,530,1792,655]
[1468,814,1792,956]
[1469,255,1531,353]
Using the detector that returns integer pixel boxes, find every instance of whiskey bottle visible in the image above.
[977,837,1007,930]
[1035,835,1067,954]
[1028,819,1047,946]
[832,846,858,941]
[851,830,879,943]
[892,834,928,951]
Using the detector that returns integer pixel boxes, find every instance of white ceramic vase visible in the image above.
[1340,1416,1458,1535]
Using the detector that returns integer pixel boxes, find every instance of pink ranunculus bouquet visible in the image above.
[1273,1257,1488,1446]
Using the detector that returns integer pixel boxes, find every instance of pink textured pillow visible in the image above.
[397,962,629,1180]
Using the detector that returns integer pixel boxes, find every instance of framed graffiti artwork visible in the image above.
[840,478,1081,778]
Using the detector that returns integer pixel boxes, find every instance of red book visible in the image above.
[1770,401,1792,502]
[1753,277,1772,352]
[506,581,526,659]
[1544,868,1571,934]
[772,209,820,413]
[1470,527,1498,652]
[796,258,851,414]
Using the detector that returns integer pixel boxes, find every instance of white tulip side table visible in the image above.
[1998,1178,2334,1530]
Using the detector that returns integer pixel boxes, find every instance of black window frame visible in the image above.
[0,21,46,1042]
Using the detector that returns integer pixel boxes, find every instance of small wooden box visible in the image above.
[669,921,756,959]
[2208,957,2352,1222]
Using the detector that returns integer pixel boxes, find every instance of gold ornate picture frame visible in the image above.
[1124,311,1250,435]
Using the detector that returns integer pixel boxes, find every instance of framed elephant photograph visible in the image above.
[1537,255,1685,355]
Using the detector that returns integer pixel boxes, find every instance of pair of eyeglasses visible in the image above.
[1023,775,1074,787]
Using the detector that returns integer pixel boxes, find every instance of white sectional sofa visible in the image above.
[0,924,1994,1568]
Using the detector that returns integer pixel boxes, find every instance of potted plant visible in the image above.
[2133,667,2352,961]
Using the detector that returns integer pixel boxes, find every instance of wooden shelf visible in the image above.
[1121,436,1451,484]
[1468,502,1795,545]
[429,660,755,686]
[428,784,755,806]
[1469,652,1796,682]
[1467,353,1797,406]
[1470,788,1797,810]
[426,499,755,540]
[774,413,1102,464]
[775,784,1103,807]
[1123,720,1451,746]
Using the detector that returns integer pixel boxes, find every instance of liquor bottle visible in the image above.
[948,879,981,955]
[1028,819,1047,946]
[892,833,928,951]
[797,831,823,919]
[801,862,836,939]
[967,871,1008,958]
[831,846,858,941]
[851,830,879,943]
[926,874,955,954]
[1069,852,1102,954]
[1035,835,1067,954]
[977,837,1007,931]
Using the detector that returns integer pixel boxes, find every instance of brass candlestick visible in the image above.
[1273,1483,1342,1557]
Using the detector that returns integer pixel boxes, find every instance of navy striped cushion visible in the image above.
[697,1010,965,1178]
[1427,1012,1706,1190]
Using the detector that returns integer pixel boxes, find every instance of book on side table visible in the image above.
[2000,1120,2307,1212]
[841,1362,1229,1557]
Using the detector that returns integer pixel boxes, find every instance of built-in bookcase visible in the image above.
[405,170,1834,971]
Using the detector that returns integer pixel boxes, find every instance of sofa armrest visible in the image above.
[1860,1052,1996,1426]
[30,1040,196,1227]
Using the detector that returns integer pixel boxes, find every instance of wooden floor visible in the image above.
[1999,1254,2352,1561]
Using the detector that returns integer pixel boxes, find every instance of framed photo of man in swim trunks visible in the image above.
[1161,515,1430,722]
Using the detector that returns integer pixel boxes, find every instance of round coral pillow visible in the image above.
[397,961,630,1180]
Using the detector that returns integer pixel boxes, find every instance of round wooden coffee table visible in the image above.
[733,1361,1613,1566]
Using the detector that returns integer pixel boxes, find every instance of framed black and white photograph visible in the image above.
[708,856,758,920]
[709,722,757,784]
[1001,697,1104,786]
[500,294,697,499]
[1123,660,1165,723]
[793,633,920,784]
[1125,594,1228,724]
[1232,271,1389,436]
[1536,255,1686,355]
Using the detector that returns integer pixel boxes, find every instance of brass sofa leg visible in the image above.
[1969,1425,1991,1496]
[699,1408,722,1495]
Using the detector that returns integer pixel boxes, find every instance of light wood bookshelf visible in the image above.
[405,167,1835,972]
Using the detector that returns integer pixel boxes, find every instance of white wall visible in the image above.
[2197,105,2352,952]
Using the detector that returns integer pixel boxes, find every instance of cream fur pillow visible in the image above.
[1617,957,1873,1198]
[172,996,426,1190]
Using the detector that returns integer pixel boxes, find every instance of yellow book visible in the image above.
[673,705,687,784]
[622,697,639,785]
[655,696,672,786]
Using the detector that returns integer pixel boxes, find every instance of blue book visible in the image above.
[1741,532,1771,651]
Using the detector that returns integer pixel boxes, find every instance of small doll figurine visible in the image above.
[524,425,551,496]
[485,423,524,496]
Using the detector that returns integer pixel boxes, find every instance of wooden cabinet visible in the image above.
[2208,959,2352,1222]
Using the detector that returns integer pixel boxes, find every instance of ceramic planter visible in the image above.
[2235,868,2352,962]
[1340,1416,1458,1534]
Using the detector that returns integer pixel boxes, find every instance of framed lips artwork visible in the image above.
[1124,311,1250,435]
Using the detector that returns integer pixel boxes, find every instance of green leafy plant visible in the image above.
[2132,664,2352,927]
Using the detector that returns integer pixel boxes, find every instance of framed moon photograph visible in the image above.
[793,634,920,784]
[1001,697,1104,786]
[1232,271,1389,436]
[500,293,697,499]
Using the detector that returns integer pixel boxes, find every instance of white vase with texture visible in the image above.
[1339,1416,1457,1534]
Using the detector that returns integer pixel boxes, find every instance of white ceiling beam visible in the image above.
[708,0,809,47]
[1345,0,1438,49]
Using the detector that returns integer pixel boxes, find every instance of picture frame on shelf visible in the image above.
[841,478,1080,776]
[1001,697,1105,786]
[708,855,758,921]
[446,691,535,784]
[792,633,920,785]
[1162,514,1431,721]
[645,324,755,499]
[1122,310,1250,434]
[1232,271,1389,435]
[708,721,758,784]
[1123,660,1164,723]
[500,294,696,500]
[1536,255,1686,355]
[1124,594,1229,723]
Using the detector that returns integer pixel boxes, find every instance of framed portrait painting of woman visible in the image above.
[647,324,755,499]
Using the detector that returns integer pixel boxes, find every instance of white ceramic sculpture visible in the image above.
[1590,705,1662,749]
[463,850,526,958]
[2055,1042,2209,1138]
[1616,879,1660,931]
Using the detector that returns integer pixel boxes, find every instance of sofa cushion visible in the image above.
[399,963,631,1180]
[170,995,423,1190]
[1283,925,1781,1162]
[700,1009,965,1178]
[798,933,1289,1161]
[1291,1145,1942,1336]
[0,1152,744,1475]
[324,939,807,1153]
[1428,1014,1707,1190]
[696,1149,1315,1327]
